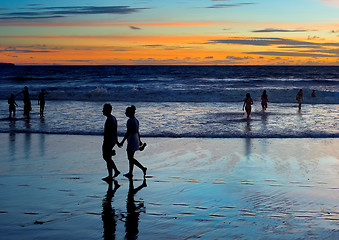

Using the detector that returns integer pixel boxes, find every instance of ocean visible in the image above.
[0,65,338,138]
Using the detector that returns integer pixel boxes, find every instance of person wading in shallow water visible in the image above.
[16,86,31,118]
[243,93,253,119]
[296,89,303,110]
[102,103,120,181]
[38,89,48,117]
[118,105,147,178]
[261,90,268,111]
[8,93,18,118]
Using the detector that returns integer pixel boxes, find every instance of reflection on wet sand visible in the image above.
[102,180,120,240]
[125,178,147,240]
[101,178,147,240]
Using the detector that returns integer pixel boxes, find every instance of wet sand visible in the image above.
[0,133,338,239]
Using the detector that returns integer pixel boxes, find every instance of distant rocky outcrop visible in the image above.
[0,63,15,67]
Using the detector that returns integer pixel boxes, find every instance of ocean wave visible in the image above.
[0,65,338,104]
[1,87,338,104]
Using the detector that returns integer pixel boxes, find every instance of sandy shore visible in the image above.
[0,133,338,239]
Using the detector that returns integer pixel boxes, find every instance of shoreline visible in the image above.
[1,131,339,138]
[0,133,338,239]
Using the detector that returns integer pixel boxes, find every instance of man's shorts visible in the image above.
[102,143,115,160]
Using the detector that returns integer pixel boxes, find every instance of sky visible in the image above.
[0,0,338,65]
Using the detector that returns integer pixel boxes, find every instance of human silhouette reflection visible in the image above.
[102,180,120,240]
[125,178,147,240]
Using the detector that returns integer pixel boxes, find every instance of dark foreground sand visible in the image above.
[0,133,338,239]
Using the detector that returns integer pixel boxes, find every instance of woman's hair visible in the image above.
[126,105,136,117]
[246,93,251,98]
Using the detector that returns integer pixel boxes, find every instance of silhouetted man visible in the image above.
[102,103,120,180]
[16,86,31,118]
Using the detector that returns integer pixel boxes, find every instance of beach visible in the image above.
[0,133,338,239]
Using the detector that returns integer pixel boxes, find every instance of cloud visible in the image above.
[207,37,339,58]
[64,60,92,63]
[277,45,323,49]
[129,26,141,30]
[0,6,148,20]
[0,20,215,27]
[205,56,214,59]
[207,37,315,46]
[226,56,253,60]
[252,28,308,33]
[243,51,337,58]
[143,45,164,47]
[0,47,54,53]
[206,37,339,47]
[207,3,256,8]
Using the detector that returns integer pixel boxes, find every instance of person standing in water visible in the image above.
[296,89,303,110]
[261,90,268,111]
[312,90,316,98]
[102,104,120,181]
[38,89,48,116]
[243,93,253,119]
[8,93,18,118]
[118,105,147,178]
[16,86,31,118]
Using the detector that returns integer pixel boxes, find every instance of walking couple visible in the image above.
[102,104,147,181]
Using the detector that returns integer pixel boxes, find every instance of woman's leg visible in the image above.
[127,151,135,175]
[127,151,146,175]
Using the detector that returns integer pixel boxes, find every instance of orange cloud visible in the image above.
[1,34,338,65]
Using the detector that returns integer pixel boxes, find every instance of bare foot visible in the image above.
[102,176,113,182]
[124,172,133,178]
[113,170,120,178]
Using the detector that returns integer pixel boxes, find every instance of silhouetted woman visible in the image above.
[118,105,147,178]
[243,93,253,119]
[296,89,303,110]
[261,90,268,111]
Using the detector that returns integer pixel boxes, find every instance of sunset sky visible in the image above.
[0,0,338,65]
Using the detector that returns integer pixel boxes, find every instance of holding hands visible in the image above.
[117,141,124,148]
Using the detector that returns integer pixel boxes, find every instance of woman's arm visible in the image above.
[118,131,129,147]
[138,132,143,146]
[15,90,23,97]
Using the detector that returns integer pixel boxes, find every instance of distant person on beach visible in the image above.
[312,90,316,98]
[38,89,48,116]
[16,86,31,118]
[118,105,147,178]
[102,103,120,180]
[8,94,18,118]
[261,90,268,111]
[296,89,303,110]
[243,93,253,119]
